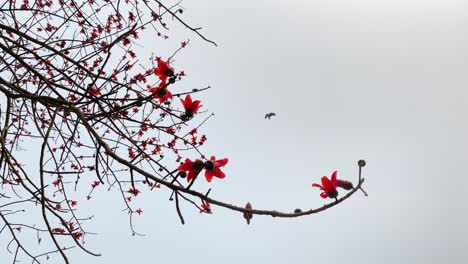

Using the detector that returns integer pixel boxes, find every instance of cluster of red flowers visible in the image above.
[128,188,140,196]
[148,59,203,120]
[149,58,174,103]
[178,156,228,182]
[312,170,353,199]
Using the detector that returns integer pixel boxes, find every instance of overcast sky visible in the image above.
[58,0,468,263]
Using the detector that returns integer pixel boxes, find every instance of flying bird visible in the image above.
[264,112,276,119]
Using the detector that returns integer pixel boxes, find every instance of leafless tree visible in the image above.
[0,1,367,263]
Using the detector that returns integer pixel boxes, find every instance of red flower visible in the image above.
[52,178,61,187]
[178,158,204,182]
[66,222,75,231]
[89,87,101,97]
[91,181,100,188]
[52,228,65,234]
[154,58,174,83]
[180,94,202,120]
[204,156,228,182]
[68,93,78,101]
[149,81,172,103]
[312,170,339,199]
[200,201,211,213]
[135,208,143,215]
[73,232,84,240]
[128,188,140,196]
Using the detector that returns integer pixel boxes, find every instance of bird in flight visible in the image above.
[264,112,276,119]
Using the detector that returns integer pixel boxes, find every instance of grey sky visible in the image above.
[58,0,468,263]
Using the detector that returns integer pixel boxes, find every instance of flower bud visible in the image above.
[358,160,366,167]
[243,202,253,225]
[337,179,353,190]
[178,171,187,178]
[136,95,144,107]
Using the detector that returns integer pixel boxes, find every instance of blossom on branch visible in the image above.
[73,232,84,240]
[88,87,101,97]
[178,158,204,182]
[200,201,211,213]
[149,81,172,103]
[204,156,228,182]
[312,170,339,199]
[154,58,174,83]
[52,228,66,234]
[180,94,202,120]
[178,156,229,183]
[128,188,141,196]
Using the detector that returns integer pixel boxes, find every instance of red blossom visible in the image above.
[68,93,78,101]
[91,181,100,188]
[200,201,211,213]
[180,94,202,120]
[204,156,228,182]
[52,179,61,187]
[148,81,172,103]
[135,208,143,215]
[199,135,207,145]
[128,148,136,159]
[312,170,339,199]
[128,188,140,196]
[128,11,135,21]
[154,58,174,83]
[88,87,100,96]
[44,23,57,32]
[66,222,75,230]
[73,232,84,240]
[52,228,65,233]
[122,37,131,46]
[151,145,161,155]
[178,158,204,182]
